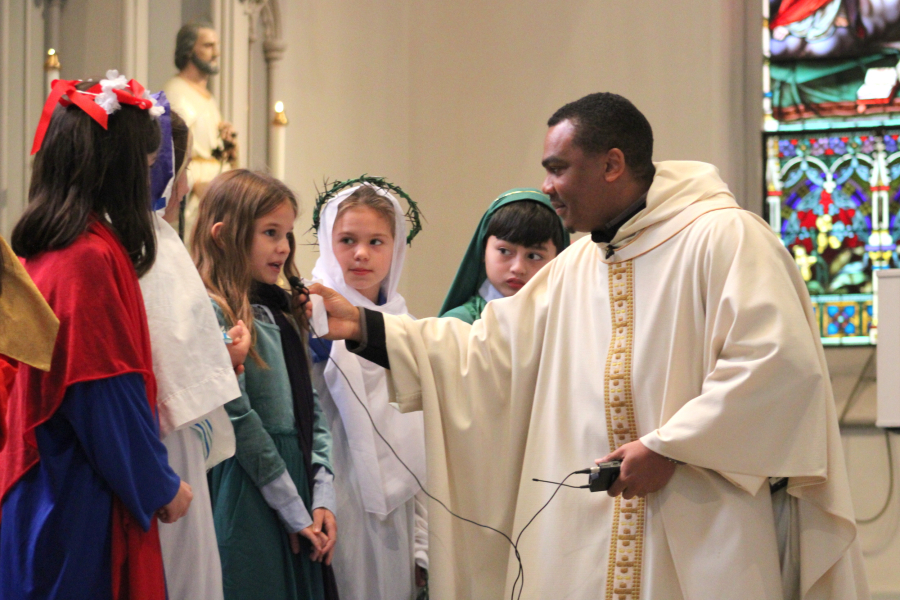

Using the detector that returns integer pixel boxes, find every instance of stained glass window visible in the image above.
[762,0,900,344]
[764,130,900,344]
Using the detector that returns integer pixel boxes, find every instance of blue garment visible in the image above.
[0,374,181,600]
[309,337,332,364]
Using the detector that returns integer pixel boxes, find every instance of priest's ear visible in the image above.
[210,222,226,248]
[603,148,627,183]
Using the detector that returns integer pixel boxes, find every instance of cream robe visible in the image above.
[163,76,230,244]
[380,161,868,600]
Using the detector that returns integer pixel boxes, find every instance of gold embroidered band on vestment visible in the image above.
[604,261,646,600]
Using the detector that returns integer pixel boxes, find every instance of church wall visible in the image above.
[148,0,184,93]
[0,0,44,237]
[277,0,413,277]
[407,0,761,318]
[57,0,123,81]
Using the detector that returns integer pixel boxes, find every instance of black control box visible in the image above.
[588,460,621,493]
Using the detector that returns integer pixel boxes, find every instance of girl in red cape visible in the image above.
[0,75,193,600]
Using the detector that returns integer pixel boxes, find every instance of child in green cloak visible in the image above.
[439,188,570,324]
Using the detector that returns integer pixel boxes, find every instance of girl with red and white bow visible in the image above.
[0,72,191,600]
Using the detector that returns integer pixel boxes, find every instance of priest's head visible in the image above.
[175,23,220,77]
[541,93,654,233]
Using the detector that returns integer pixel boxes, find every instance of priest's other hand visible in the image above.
[306,283,362,342]
[598,440,676,499]
[157,480,193,523]
[312,507,337,565]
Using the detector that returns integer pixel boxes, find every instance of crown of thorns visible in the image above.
[311,175,423,245]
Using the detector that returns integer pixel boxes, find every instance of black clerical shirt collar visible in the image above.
[591,192,648,257]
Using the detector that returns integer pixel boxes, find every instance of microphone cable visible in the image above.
[292,277,585,600]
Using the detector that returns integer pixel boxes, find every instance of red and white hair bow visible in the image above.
[31,70,163,155]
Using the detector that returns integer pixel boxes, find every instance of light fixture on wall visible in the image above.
[44,49,60,96]
[270,101,287,180]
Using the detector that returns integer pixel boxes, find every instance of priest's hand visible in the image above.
[312,507,337,565]
[157,480,193,523]
[598,440,676,500]
[306,283,362,342]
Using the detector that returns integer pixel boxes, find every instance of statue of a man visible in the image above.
[164,23,238,243]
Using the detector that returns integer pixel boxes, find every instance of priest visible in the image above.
[309,92,869,600]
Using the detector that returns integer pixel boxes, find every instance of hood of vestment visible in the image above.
[603,161,741,262]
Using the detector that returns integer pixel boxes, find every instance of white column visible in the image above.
[122,0,148,83]
[264,35,286,179]
[765,137,782,233]
[762,0,775,130]
[214,0,250,169]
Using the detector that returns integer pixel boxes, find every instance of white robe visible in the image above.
[140,213,241,600]
[378,161,869,600]
[313,363,429,600]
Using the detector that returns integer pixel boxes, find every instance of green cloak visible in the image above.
[438,188,570,324]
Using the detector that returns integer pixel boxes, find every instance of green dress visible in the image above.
[438,188,570,323]
[208,302,334,600]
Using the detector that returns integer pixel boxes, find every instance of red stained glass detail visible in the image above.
[837,208,856,223]
[799,210,818,228]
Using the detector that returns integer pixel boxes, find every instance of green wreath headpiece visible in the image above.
[311,175,423,245]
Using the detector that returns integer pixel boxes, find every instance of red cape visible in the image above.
[0,220,166,600]
[0,357,17,451]
[771,0,836,28]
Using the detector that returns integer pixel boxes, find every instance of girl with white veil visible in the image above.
[310,181,428,599]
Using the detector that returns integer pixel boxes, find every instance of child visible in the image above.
[142,97,248,600]
[309,182,428,599]
[440,188,569,324]
[192,169,339,600]
[0,73,192,600]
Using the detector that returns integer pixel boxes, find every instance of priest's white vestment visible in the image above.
[379,161,869,600]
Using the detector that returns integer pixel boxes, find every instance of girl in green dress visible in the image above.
[192,169,340,600]
[439,188,570,324]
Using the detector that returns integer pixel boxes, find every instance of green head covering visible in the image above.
[438,188,570,321]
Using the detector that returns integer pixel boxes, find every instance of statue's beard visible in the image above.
[191,53,219,76]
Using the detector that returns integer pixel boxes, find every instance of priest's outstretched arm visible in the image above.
[304,280,677,503]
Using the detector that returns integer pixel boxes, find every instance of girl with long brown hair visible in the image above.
[192,169,339,600]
